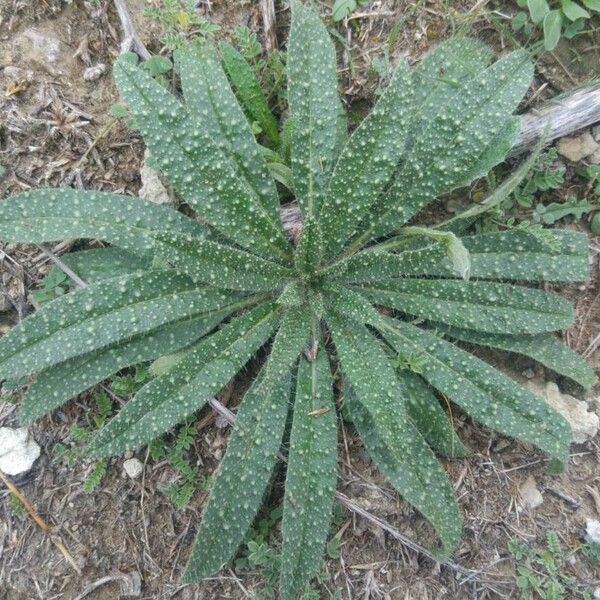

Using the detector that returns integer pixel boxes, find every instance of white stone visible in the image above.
[22,28,61,63]
[518,475,544,510]
[586,519,600,545]
[123,458,143,479]
[0,427,41,475]
[83,63,107,82]
[526,381,599,443]
[556,132,600,162]
[594,587,600,600]
[139,149,175,206]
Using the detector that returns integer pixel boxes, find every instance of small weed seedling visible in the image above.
[0,1,594,597]
[509,531,599,599]
[512,0,600,50]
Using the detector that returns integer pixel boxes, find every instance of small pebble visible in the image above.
[123,458,143,479]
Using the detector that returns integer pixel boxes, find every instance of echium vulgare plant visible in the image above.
[0,1,595,596]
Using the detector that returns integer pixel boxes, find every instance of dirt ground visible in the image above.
[0,1,599,599]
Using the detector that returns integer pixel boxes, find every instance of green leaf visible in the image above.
[329,314,460,558]
[380,318,571,466]
[88,302,281,457]
[543,10,563,50]
[560,0,589,21]
[114,53,290,261]
[59,247,151,282]
[582,0,600,10]
[219,41,280,147]
[288,0,344,217]
[528,0,550,23]
[143,55,173,77]
[0,188,206,257]
[319,60,414,259]
[153,232,293,291]
[174,46,281,218]
[0,271,243,380]
[439,326,596,390]
[20,314,223,424]
[183,366,293,582]
[280,348,337,600]
[350,48,532,248]
[258,305,313,394]
[294,216,323,274]
[357,279,573,334]
[337,228,588,284]
[400,371,471,458]
[332,0,362,21]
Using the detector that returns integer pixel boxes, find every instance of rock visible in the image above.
[518,475,543,510]
[594,588,600,600]
[589,148,600,165]
[123,458,143,479]
[586,519,600,545]
[83,63,107,82]
[21,28,61,63]
[525,381,599,443]
[0,427,41,475]
[138,150,175,206]
[557,132,600,162]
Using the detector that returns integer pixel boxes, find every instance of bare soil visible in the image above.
[1,1,599,599]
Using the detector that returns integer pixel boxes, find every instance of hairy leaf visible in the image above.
[329,314,460,558]
[440,326,596,390]
[319,60,414,258]
[183,367,292,581]
[88,302,281,457]
[0,188,205,256]
[175,46,280,217]
[154,231,293,291]
[357,279,573,334]
[350,48,532,248]
[337,228,588,283]
[59,247,152,282]
[400,371,470,458]
[0,271,246,380]
[381,319,571,465]
[280,349,337,600]
[288,0,344,217]
[114,53,290,261]
[219,41,280,147]
[20,315,223,424]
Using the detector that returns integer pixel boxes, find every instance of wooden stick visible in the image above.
[0,468,82,575]
[113,0,151,60]
[260,0,277,54]
[510,83,600,156]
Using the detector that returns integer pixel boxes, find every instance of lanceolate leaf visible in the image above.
[88,302,281,457]
[350,49,532,248]
[154,232,293,291]
[0,188,206,257]
[399,371,470,458]
[114,54,290,261]
[0,272,243,380]
[59,247,152,282]
[175,46,280,218]
[259,305,313,393]
[440,326,596,390]
[357,279,573,334]
[20,314,224,424]
[337,228,588,283]
[319,60,414,258]
[219,41,280,147]
[381,319,571,465]
[328,313,460,558]
[287,0,344,217]
[280,349,337,600]
[183,368,293,582]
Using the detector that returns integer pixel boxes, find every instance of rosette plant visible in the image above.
[0,1,593,597]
